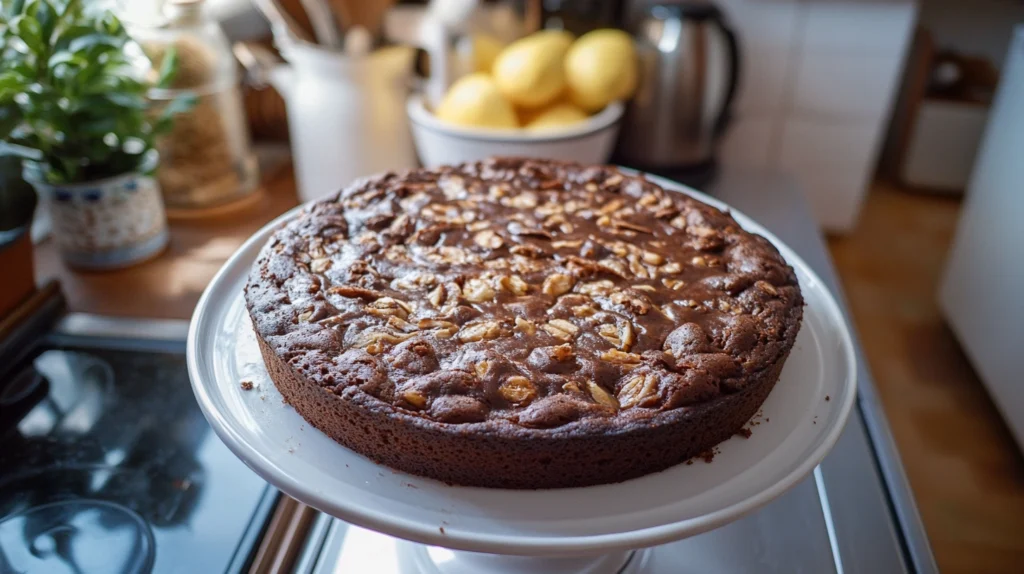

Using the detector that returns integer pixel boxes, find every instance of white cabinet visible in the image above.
[778,120,884,230]
[792,52,907,120]
[939,27,1024,451]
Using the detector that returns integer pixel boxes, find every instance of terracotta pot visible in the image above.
[0,228,35,318]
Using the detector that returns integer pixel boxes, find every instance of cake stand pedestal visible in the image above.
[397,544,645,574]
[187,180,857,574]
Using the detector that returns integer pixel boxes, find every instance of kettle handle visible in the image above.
[712,14,741,137]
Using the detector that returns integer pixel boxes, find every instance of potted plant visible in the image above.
[0,0,192,269]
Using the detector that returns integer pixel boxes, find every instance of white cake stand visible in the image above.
[187,181,857,574]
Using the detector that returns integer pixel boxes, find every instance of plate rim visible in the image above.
[187,175,858,555]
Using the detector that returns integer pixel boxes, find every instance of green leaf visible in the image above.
[104,92,147,110]
[155,46,178,89]
[163,93,197,117]
[0,110,24,141]
[46,49,78,69]
[153,93,196,135]
[0,141,44,160]
[97,12,123,38]
[1,2,168,183]
[31,0,56,45]
[57,0,81,21]
[4,0,27,20]
[68,32,121,54]
[4,62,34,80]
[52,23,92,52]
[75,115,117,135]
[0,71,25,93]
[12,14,42,56]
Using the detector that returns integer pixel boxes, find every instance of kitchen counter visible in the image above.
[33,163,299,320]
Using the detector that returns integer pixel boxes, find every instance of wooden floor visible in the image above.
[828,182,1024,574]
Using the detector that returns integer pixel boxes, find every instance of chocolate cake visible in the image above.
[245,158,803,489]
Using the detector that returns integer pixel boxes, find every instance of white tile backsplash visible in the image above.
[801,1,917,54]
[712,0,916,231]
[792,51,905,119]
[735,45,792,115]
[719,0,802,48]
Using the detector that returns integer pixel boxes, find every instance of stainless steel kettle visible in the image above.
[616,2,741,170]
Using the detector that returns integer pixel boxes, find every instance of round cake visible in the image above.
[245,158,803,489]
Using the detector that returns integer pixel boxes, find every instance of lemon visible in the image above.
[565,29,638,112]
[435,73,518,129]
[524,102,589,131]
[455,34,504,74]
[493,30,574,109]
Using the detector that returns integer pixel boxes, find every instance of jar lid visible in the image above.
[165,0,205,26]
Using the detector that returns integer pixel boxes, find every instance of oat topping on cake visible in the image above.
[245,158,801,432]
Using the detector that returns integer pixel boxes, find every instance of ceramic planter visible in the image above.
[26,168,169,270]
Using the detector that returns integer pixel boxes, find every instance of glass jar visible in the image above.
[131,0,258,212]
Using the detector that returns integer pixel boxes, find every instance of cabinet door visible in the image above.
[939,27,1024,452]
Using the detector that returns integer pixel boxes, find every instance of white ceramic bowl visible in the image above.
[406,95,624,167]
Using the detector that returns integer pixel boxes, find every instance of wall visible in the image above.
[717,0,918,233]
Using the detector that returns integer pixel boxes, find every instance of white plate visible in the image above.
[187,178,857,557]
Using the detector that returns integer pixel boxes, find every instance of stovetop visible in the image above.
[0,321,275,574]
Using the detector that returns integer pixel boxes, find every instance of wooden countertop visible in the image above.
[34,164,299,320]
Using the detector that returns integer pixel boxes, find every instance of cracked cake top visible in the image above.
[245,158,802,431]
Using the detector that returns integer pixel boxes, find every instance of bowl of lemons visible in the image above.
[408,28,638,167]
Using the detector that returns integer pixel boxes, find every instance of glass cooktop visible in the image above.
[0,342,274,574]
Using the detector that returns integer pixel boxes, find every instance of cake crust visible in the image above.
[245,158,803,488]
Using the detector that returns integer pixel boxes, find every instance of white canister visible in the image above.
[26,167,169,270]
[270,42,419,203]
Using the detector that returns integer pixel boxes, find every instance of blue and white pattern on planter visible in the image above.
[30,171,168,269]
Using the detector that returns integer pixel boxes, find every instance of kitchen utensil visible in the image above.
[343,25,375,56]
[252,0,315,44]
[419,0,479,108]
[267,42,418,202]
[531,0,623,35]
[330,0,397,41]
[187,174,856,572]
[234,42,279,89]
[406,95,623,166]
[616,1,741,171]
[299,0,344,49]
[235,42,291,140]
